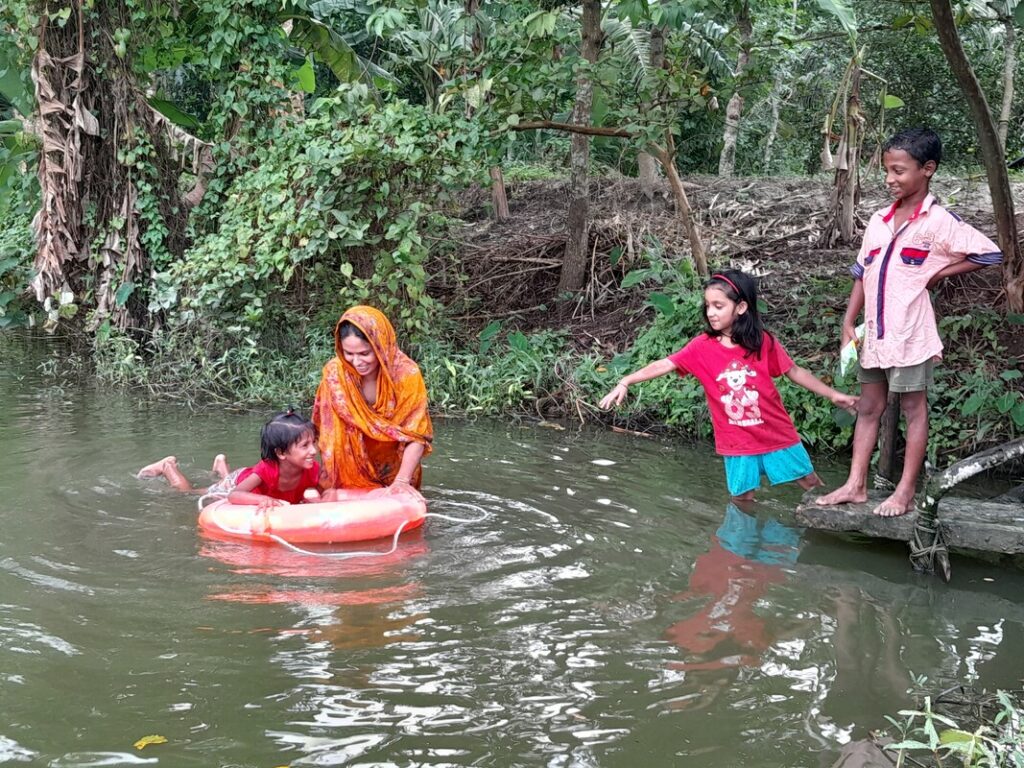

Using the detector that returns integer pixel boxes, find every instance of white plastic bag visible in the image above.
[839,323,866,377]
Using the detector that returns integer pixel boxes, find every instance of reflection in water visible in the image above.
[820,587,912,738]
[664,504,800,711]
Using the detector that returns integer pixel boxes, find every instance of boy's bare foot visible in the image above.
[137,456,176,479]
[873,492,915,517]
[814,483,868,506]
[212,453,229,479]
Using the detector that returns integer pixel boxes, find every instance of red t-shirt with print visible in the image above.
[235,459,321,504]
[668,333,802,456]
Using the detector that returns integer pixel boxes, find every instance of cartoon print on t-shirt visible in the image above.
[716,360,763,426]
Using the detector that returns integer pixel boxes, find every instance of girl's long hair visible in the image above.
[704,270,769,359]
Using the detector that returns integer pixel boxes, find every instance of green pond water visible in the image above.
[2,333,1023,767]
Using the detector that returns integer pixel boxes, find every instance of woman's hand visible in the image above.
[302,488,322,503]
[599,382,629,410]
[383,477,421,497]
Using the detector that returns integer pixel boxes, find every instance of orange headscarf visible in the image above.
[313,306,433,489]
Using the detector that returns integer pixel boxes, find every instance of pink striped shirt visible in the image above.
[850,194,1001,369]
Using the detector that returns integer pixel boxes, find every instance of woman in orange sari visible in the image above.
[313,306,433,492]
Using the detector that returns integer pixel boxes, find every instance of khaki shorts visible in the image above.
[857,359,935,393]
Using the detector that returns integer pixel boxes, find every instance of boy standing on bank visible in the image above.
[816,128,1003,517]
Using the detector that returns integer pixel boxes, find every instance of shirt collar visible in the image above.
[881,193,936,224]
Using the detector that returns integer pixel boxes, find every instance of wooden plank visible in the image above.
[795,491,1024,554]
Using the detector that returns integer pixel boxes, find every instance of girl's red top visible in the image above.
[668,333,802,457]
[236,459,321,504]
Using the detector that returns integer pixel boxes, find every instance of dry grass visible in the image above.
[431,174,1020,353]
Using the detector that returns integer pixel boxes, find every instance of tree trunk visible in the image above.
[997,15,1015,153]
[463,0,508,224]
[654,142,709,277]
[875,395,901,488]
[637,25,664,199]
[763,82,782,172]
[489,165,509,221]
[930,0,1023,311]
[30,0,189,332]
[30,4,86,308]
[818,60,863,248]
[718,0,752,177]
[638,153,659,199]
[558,0,602,295]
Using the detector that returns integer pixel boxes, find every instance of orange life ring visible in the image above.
[198,488,426,544]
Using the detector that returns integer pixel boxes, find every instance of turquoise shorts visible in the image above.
[723,443,814,497]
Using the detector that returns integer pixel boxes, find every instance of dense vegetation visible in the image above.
[1,0,1022,462]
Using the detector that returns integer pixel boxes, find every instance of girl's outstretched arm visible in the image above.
[785,365,859,412]
[599,358,677,409]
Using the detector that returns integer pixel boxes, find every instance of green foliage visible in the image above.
[0,172,38,330]
[93,322,332,405]
[885,691,1024,767]
[928,311,1024,461]
[416,328,575,416]
[172,96,483,339]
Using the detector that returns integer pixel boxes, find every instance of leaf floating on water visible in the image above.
[133,735,168,750]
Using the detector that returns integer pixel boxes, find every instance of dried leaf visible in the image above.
[74,99,100,136]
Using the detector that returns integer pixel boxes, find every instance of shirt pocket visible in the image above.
[863,247,881,266]
[899,246,930,266]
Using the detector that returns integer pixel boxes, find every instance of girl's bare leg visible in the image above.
[212,453,230,480]
[797,472,824,491]
[137,456,198,492]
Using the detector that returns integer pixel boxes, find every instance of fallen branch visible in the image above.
[510,120,634,138]
[911,436,1024,581]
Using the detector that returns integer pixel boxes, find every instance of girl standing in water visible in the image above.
[600,270,858,500]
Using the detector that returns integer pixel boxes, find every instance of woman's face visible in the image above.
[341,334,379,379]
